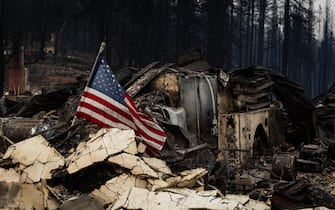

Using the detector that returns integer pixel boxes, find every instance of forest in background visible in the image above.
[0,0,334,98]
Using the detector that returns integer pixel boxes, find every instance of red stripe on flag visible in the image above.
[135,125,165,145]
[82,92,133,122]
[76,111,113,128]
[78,101,132,128]
[125,94,153,121]
[145,146,159,156]
[125,95,166,137]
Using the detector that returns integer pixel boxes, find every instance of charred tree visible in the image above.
[282,0,290,75]
[268,0,279,68]
[152,0,169,62]
[176,0,192,62]
[0,0,4,97]
[31,0,48,60]
[306,0,315,96]
[319,0,332,92]
[244,0,251,66]
[207,0,232,68]
[250,0,255,64]
[257,0,267,65]
[237,0,244,67]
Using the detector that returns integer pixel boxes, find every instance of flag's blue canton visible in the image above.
[90,58,125,105]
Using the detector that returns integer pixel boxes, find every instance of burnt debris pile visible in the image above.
[0,60,334,209]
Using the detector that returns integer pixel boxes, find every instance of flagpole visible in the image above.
[85,42,106,86]
[71,42,106,126]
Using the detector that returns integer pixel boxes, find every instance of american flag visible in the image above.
[75,55,166,155]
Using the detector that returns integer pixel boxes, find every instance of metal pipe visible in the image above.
[195,77,201,141]
[205,76,216,119]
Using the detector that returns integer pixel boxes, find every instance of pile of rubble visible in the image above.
[0,59,335,209]
[0,128,268,209]
[314,83,335,138]
[229,66,315,145]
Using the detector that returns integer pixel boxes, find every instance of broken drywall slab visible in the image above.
[3,134,64,183]
[90,173,147,205]
[166,168,207,188]
[147,168,208,191]
[67,128,137,174]
[108,153,159,178]
[142,156,172,175]
[111,187,266,210]
[0,168,20,182]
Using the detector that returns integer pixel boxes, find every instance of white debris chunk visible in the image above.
[225,194,250,204]
[22,161,45,183]
[111,187,247,210]
[165,168,208,188]
[0,168,20,182]
[66,128,137,174]
[147,179,170,191]
[90,173,147,205]
[147,167,207,191]
[3,135,65,183]
[142,157,172,175]
[108,153,159,178]
[137,142,147,153]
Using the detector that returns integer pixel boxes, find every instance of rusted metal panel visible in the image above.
[7,46,26,95]
[218,108,285,165]
[7,67,25,95]
[271,153,297,181]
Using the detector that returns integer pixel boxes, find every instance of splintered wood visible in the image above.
[3,135,64,183]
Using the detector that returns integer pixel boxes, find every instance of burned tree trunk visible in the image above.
[250,0,255,64]
[257,0,267,65]
[207,0,232,68]
[245,0,251,66]
[153,0,169,62]
[0,0,4,97]
[282,0,290,75]
[176,0,192,61]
